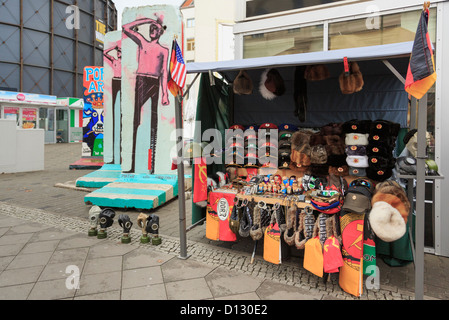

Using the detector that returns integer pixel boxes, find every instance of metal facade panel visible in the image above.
[79,11,94,44]
[53,1,75,38]
[53,70,75,97]
[0,0,20,25]
[53,36,75,70]
[78,0,93,12]
[0,63,20,90]
[23,29,50,67]
[77,42,93,71]
[0,25,20,63]
[23,66,50,94]
[23,0,50,33]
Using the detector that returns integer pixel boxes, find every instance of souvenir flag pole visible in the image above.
[170,35,189,259]
[405,1,436,300]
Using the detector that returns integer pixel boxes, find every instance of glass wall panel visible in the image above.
[329,9,437,50]
[246,0,347,18]
[243,25,323,58]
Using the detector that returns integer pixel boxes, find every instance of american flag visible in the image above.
[170,39,186,89]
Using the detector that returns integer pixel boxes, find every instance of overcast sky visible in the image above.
[112,0,185,26]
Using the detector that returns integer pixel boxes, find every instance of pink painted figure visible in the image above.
[104,42,122,164]
[122,15,170,173]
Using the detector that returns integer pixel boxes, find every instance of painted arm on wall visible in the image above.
[122,18,158,47]
[161,47,170,106]
[104,45,120,65]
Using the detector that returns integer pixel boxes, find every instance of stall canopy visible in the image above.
[187,41,415,129]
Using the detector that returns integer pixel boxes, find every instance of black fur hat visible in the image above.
[342,119,372,134]
[370,120,401,137]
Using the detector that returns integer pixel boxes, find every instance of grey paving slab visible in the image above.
[83,255,123,275]
[205,267,264,299]
[123,247,174,270]
[6,223,51,235]
[6,251,54,270]
[0,216,28,228]
[28,278,76,300]
[122,266,164,289]
[30,228,77,242]
[0,283,34,300]
[121,283,168,300]
[215,292,261,300]
[0,228,9,237]
[0,256,14,271]
[56,234,106,250]
[256,279,323,300]
[48,247,89,265]
[0,265,44,287]
[39,260,87,282]
[161,257,215,282]
[21,240,60,254]
[87,242,137,259]
[0,243,25,257]
[165,278,214,300]
[76,270,122,296]
[74,290,121,300]
[0,233,33,246]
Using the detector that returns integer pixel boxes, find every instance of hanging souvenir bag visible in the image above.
[263,203,282,265]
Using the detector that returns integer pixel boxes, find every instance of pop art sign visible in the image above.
[83,66,105,157]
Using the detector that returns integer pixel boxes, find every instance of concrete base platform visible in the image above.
[75,164,122,188]
[84,173,192,210]
[69,156,104,170]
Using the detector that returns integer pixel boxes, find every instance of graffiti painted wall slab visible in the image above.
[120,5,181,174]
[103,31,122,164]
[82,66,105,157]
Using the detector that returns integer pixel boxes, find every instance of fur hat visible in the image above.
[345,145,367,156]
[329,165,349,177]
[309,132,326,146]
[346,155,369,168]
[366,144,393,157]
[369,133,397,146]
[310,145,328,164]
[233,70,253,95]
[304,64,330,81]
[369,181,410,242]
[310,164,329,177]
[342,119,372,134]
[345,133,369,146]
[259,68,285,100]
[368,155,396,169]
[366,167,393,182]
[291,130,312,154]
[291,150,311,167]
[349,167,367,177]
[327,154,347,167]
[339,62,364,94]
[321,123,343,136]
[370,120,400,137]
[324,135,346,155]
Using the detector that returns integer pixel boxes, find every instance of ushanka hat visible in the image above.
[349,167,367,177]
[345,133,369,146]
[346,155,369,168]
[339,61,364,94]
[342,119,372,134]
[328,165,349,177]
[310,145,328,164]
[369,180,410,242]
[321,122,344,136]
[259,68,285,100]
[233,70,253,95]
[323,135,345,156]
[370,120,400,137]
[366,166,393,182]
[345,145,367,156]
[304,64,330,81]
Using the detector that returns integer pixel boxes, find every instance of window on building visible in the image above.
[243,25,323,58]
[328,8,437,50]
[187,39,195,51]
[246,0,347,18]
[186,18,195,28]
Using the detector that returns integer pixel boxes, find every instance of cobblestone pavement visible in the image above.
[0,143,448,300]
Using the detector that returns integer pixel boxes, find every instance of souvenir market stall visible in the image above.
[176,33,440,299]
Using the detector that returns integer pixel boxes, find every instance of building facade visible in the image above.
[0,0,117,144]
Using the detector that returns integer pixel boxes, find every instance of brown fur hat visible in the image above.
[309,132,326,146]
[310,145,328,164]
[328,165,349,177]
[304,64,330,81]
[291,130,313,153]
[321,123,344,136]
[291,150,312,167]
[339,62,364,94]
[324,135,346,156]
[351,62,364,92]
[233,70,253,95]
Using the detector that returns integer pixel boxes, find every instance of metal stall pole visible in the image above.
[415,94,428,300]
[175,94,189,260]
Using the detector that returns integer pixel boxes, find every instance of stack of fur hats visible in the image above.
[366,120,400,182]
[343,119,371,177]
[290,129,314,173]
[321,123,347,177]
[369,180,410,242]
[278,124,297,169]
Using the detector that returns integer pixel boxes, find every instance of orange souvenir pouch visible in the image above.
[303,236,324,277]
[263,214,282,265]
[206,192,220,241]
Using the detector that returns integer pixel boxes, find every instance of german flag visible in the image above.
[404,7,436,100]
